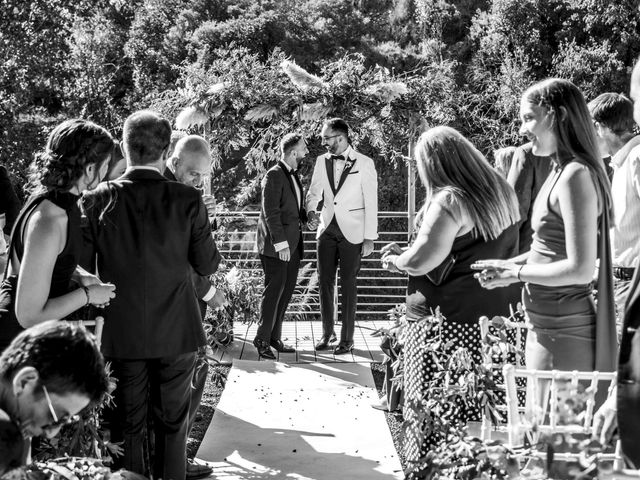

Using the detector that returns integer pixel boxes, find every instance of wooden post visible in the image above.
[407,141,416,242]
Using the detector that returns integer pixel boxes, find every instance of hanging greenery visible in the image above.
[151,46,459,179]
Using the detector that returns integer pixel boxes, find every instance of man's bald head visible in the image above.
[169,135,211,188]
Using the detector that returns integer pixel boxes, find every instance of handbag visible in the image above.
[425,253,456,286]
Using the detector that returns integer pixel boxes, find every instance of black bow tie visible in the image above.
[330,154,345,161]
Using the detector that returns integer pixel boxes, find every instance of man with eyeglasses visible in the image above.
[306,117,378,355]
[0,320,108,472]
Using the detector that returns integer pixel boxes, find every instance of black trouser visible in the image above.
[256,245,301,343]
[188,299,209,438]
[317,219,362,343]
[188,347,208,437]
[108,352,196,480]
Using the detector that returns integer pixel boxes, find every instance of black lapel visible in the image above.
[278,162,300,212]
[292,171,304,214]
[325,155,336,196]
[335,155,357,193]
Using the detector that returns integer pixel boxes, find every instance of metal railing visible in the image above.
[216,211,409,321]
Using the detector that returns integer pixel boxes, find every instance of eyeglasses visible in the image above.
[42,385,80,429]
[320,134,341,142]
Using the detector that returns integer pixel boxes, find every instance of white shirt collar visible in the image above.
[612,135,640,168]
[280,160,295,173]
[125,165,162,173]
[328,145,352,160]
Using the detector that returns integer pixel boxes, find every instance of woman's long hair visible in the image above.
[28,119,114,195]
[415,126,520,241]
[523,78,613,217]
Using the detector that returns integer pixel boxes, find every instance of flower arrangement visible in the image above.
[3,458,146,480]
[33,364,121,464]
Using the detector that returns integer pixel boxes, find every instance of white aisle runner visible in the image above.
[197,359,403,480]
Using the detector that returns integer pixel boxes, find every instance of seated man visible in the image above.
[0,320,109,471]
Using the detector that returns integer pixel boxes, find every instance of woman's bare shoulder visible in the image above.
[24,200,67,237]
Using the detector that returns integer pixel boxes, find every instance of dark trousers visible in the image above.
[256,246,301,342]
[317,219,362,343]
[188,300,209,438]
[108,352,196,480]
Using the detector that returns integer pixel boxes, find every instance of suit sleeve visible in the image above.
[189,194,222,276]
[0,167,21,235]
[362,157,378,240]
[192,270,213,299]
[305,157,323,213]
[506,146,532,227]
[262,169,287,246]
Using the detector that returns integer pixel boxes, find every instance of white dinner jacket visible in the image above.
[305,148,378,244]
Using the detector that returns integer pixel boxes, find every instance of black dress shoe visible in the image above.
[270,339,295,353]
[253,338,276,359]
[315,333,337,350]
[334,342,354,355]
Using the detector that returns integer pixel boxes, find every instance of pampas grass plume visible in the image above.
[281,60,325,91]
[175,105,208,129]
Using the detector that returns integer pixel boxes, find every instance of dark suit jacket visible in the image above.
[506,143,553,254]
[0,166,21,236]
[163,167,215,301]
[256,162,306,258]
[617,270,640,467]
[81,169,221,359]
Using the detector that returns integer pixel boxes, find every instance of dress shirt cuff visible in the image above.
[274,241,289,252]
[202,286,217,302]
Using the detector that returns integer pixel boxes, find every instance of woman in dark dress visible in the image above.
[0,119,117,351]
[381,126,521,476]
[473,79,615,374]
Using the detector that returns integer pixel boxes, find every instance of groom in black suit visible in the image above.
[254,133,308,359]
[81,111,221,480]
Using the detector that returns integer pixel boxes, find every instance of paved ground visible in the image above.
[197,359,403,479]
[211,319,393,364]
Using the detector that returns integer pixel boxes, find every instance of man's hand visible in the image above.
[74,267,102,287]
[278,246,291,262]
[381,253,401,273]
[202,194,217,221]
[362,239,374,257]
[206,288,227,310]
[592,391,617,446]
[307,211,319,231]
[381,242,403,256]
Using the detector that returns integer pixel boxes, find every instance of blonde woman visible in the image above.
[493,145,517,178]
[473,78,615,373]
[381,126,521,470]
[382,126,521,326]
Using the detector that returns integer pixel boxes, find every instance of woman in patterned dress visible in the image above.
[381,126,521,477]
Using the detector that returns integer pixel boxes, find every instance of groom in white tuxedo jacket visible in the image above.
[306,118,378,354]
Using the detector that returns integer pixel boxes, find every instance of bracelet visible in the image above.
[517,265,524,282]
[82,286,91,306]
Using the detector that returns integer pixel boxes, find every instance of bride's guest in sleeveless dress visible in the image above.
[0,119,117,352]
[473,78,616,374]
[381,126,521,475]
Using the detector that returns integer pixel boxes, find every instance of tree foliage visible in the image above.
[3,0,640,207]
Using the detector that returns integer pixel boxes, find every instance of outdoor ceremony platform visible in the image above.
[210,319,394,364]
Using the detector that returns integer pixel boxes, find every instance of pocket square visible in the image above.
[348,171,360,174]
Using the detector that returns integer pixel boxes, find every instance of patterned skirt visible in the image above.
[403,317,482,478]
